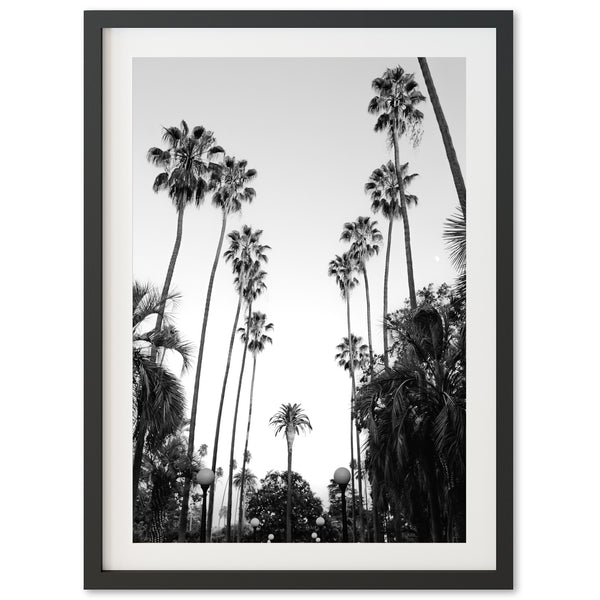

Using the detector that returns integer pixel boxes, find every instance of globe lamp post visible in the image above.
[333,467,351,543]
[196,468,215,543]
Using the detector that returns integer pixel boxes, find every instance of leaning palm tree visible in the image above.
[340,217,383,376]
[132,282,193,505]
[365,161,418,368]
[146,122,223,355]
[237,312,274,540]
[226,267,268,541]
[368,66,425,310]
[417,58,466,218]
[328,253,365,541]
[269,403,312,542]
[179,156,257,541]
[206,227,270,538]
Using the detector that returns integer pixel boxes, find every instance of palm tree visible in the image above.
[269,403,312,542]
[335,334,371,375]
[146,122,223,353]
[226,268,268,540]
[233,467,258,534]
[365,161,418,368]
[237,312,274,540]
[417,58,466,218]
[368,66,425,310]
[179,156,257,541]
[340,217,383,377]
[206,227,270,539]
[132,282,193,505]
[328,253,365,541]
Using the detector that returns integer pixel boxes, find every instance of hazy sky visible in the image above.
[133,57,465,512]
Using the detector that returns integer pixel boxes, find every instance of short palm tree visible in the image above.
[269,403,312,542]
[340,217,383,376]
[233,467,258,533]
[328,253,365,541]
[368,66,425,310]
[226,268,268,541]
[179,156,257,541]
[132,282,192,505]
[365,161,418,368]
[417,58,466,218]
[206,227,270,538]
[237,311,274,539]
[146,121,223,356]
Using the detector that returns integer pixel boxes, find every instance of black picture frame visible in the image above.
[84,10,513,590]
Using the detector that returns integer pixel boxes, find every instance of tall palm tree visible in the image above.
[368,66,426,310]
[179,156,257,541]
[365,161,418,368]
[146,122,223,352]
[340,217,383,377]
[226,268,268,540]
[237,312,274,540]
[417,58,466,218]
[132,282,193,505]
[206,227,270,538]
[269,403,312,542]
[328,253,365,541]
[335,334,371,375]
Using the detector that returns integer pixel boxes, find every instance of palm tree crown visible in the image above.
[269,403,312,440]
[239,311,274,355]
[224,226,271,294]
[147,121,224,210]
[328,253,359,297]
[365,161,419,220]
[340,216,383,266]
[335,334,371,374]
[367,67,426,147]
[212,156,257,215]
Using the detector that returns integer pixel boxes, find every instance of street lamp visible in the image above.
[311,532,318,540]
[195,468,215,543]
[268,533,274,542]
[316,515,325,542]
[333,467,351,543]
[250,517,260,542]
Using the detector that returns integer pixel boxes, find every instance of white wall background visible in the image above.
[0,0,598,597]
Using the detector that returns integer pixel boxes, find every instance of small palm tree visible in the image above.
[206,227,270,537]
[132,282,192,505]
[340,217,383,376]
[368,66,425,310]
[269,404,312,542]
[237,312,274,539]
[226,268,268,540]
[365,161,418,368]
[328,253,365,541]
[180,156,257,541]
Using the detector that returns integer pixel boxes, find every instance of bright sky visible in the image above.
[133,57,465,510]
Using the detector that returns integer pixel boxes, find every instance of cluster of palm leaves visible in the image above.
[327,62,467,542]
[133,120,275,543]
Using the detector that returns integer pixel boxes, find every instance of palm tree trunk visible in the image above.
[134,207,185,505]
[418,57,466,219]
[178,210,228,541]
[226,300,252,541]
[345,294,365,542]
[371,475,381,542]
[362,265,375,377]
[286,439,293,543]
[132,417,147,508]
[237,354,257,541]
[382,219,393,368]
[206,291,243,540]
[349,415,357,541]
[391,128,417,309]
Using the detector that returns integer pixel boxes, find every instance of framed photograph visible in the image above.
[84,10,513,589]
